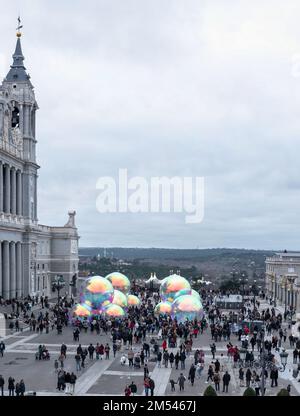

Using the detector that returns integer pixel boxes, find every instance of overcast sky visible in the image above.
[1,0,300,250]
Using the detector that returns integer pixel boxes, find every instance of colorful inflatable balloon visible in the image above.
[106,272,130,294]
[174,288,192,299]
[84,275,114,309]
[74,303,91,318]
[154,301,172,316]
[160,274,191,303]
[112,289,128,308]
[127,294,141,307]
[171,294,203,323]
[191,289,201,299]
[103,304,125,318]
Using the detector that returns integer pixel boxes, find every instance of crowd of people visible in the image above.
[0,286,299,396]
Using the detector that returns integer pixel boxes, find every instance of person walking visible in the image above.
[75,353,81,371]
[65,372,71,394]
[105,343,110,359]
[213,372,220,391]
[206,365,214,383]
[113,342,118,358]
[88,344,95,360]
[144,364,149,379]
[239,368,244,387]
[177,373,186,392]
[58,353,65,368]
[245,368,252,387]
[222,371,231,393]
[0,341,5,357]
[270,367,278,387]
[175,352,180,370]
[128,348,134,367]
[149,378,155,396]
[169,352,174,368]
[189,364,196,386]
[210,343,216,359]
[293,348,298,364]
[144,377,151,396]
[70,372,77,395]
[157,351,162,368]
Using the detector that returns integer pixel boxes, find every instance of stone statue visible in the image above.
[64,210,76,227]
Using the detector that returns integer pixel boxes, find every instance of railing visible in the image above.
[0,212,24,225]
[0,138,23,159]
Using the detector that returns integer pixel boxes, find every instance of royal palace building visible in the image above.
[0,27,79,300]
[265,252,300,313]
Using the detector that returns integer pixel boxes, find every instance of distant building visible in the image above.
[265,252,300,312]
[214,294,243,309]
[0,26,79,299]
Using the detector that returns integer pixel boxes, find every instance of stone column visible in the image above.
[4,165,10,214]
[0,242,2,297]
[2,241,10,299]
[10,242,16,299]
[16,242,22,298]
[11,168,17,215]
[16,171,22,216]
[0,162,3,212]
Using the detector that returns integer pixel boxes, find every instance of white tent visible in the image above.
[145,273,162,288]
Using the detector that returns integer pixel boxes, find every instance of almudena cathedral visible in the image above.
[0,30,79,301]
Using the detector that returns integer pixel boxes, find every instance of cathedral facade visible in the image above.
[0,29,79,300]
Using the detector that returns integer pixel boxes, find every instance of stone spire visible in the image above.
[5,18,30,83]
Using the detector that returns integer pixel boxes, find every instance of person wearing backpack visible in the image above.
[129,381,137,396]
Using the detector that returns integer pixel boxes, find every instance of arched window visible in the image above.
[12,106,20,128]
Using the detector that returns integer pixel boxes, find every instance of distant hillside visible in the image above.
[79,247,274,261]
[79,247,274,280]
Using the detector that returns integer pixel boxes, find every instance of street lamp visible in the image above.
[279,349,289,371]
[52,275,65,306]
[239,347,247,363]
[252,279,257,306]
[287,276,296,313]
[239,275,248,301]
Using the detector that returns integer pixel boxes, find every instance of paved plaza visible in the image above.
[0,302,300,396]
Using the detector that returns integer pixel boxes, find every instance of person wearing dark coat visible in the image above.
[188,364,196,386]
[0,375,4,396]
[245,369,252,387]
[19,380,25,396]
[8,376,15,396]
[270,368,278,387]
[222,371,231,393]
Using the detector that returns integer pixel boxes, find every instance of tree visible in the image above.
[277,389,290,396]
[203,385,217,396]
[243,387,256,396]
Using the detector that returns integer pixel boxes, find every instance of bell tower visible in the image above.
[0,19,39,223]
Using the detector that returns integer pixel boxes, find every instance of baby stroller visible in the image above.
[42,350,50,360]
[134,356,141,369]
[120,355,127,366]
